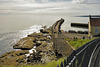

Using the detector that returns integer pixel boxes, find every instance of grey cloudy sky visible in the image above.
[0,0,100,4]
[0,0,100,14]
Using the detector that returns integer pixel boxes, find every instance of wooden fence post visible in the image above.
[69,56,71,63]
[73,50,76,56]
[67,57,69,65]
[64,59,66,67]
[61,61,63,67]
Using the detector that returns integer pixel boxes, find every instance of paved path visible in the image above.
[51,19,73,57]
[56,33,73,57]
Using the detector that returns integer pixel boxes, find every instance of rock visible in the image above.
[61,30,64,33]
[39,37,47,41]
[47,36,51,39]
[36,42,54,57]
[40,29,51,34]
[13,37,36,50]
[0,50,28,65]
[13,50,29,56]
[28,32,43,37]
[36,37,51,42]
[41,53,55,63]
[0,50,28,58]
[0,51,15,58]
[27,52,42,63]
[42,26,47,29]
[36,42,47,50]
[36,41,42,46]
[36,37,45,41]
[49,33,52,36]
[43,33,52,37]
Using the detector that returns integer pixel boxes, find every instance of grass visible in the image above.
[0,58,64,67]
[65,38,94,49]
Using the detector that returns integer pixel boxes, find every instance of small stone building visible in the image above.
[88,15,100,36]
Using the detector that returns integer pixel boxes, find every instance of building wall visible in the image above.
[91,18,100,26]
[88,16,91,36]
[91,26,100,35]
[88,16,100,36]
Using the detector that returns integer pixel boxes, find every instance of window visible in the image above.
[95,26,98,33]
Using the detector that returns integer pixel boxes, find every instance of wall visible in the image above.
[91,26,100,35]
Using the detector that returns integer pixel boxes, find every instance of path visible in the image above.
[51,18,73,57]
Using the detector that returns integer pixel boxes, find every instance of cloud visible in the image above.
[0,0,28,4]
[0,0,100,15]
[72,0,100,4]
[0,0,72,4]
[0,0,100,4]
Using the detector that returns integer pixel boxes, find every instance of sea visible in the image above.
[0,0,100,56]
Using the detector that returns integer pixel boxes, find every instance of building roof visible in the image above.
[91,18,100,26]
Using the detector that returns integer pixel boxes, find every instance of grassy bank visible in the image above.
[0,58,64,67]
[65,38,94,49]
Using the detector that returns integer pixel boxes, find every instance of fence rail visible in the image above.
[57,38,100,67]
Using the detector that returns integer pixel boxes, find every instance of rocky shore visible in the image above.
[0,19,74,65]
[0,25,56,65]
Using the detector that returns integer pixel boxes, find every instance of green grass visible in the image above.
[0,58,64,67]
[65,38,94,49]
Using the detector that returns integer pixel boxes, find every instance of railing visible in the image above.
[57,38,100,67]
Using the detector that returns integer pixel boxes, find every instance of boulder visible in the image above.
[39,37,47,41]
[28,32,43,37]
[36,42,53,53]
[13,37,36,50]
[40,29,51,34]
[43,33,52,37]
[36,42,47,51]
[40,50,55,63]
[36,37,51,42]
[27,53,42,63]
[42,26,47,29]
[36,41,42,46]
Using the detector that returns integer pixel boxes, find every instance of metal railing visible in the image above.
[57,38,100,67]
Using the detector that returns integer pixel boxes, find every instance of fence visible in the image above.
[57,38,100,67]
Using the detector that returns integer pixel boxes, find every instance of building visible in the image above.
[71,15,100,37]
[89,15,100,36]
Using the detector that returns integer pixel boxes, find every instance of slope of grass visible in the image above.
[0,58,64,67]
[65,38,94,49]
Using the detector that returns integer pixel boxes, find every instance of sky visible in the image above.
[0,0,100,14]
[0,0,100,4]
[0,0,99,15]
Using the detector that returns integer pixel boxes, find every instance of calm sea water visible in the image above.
[0,3,100,55]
